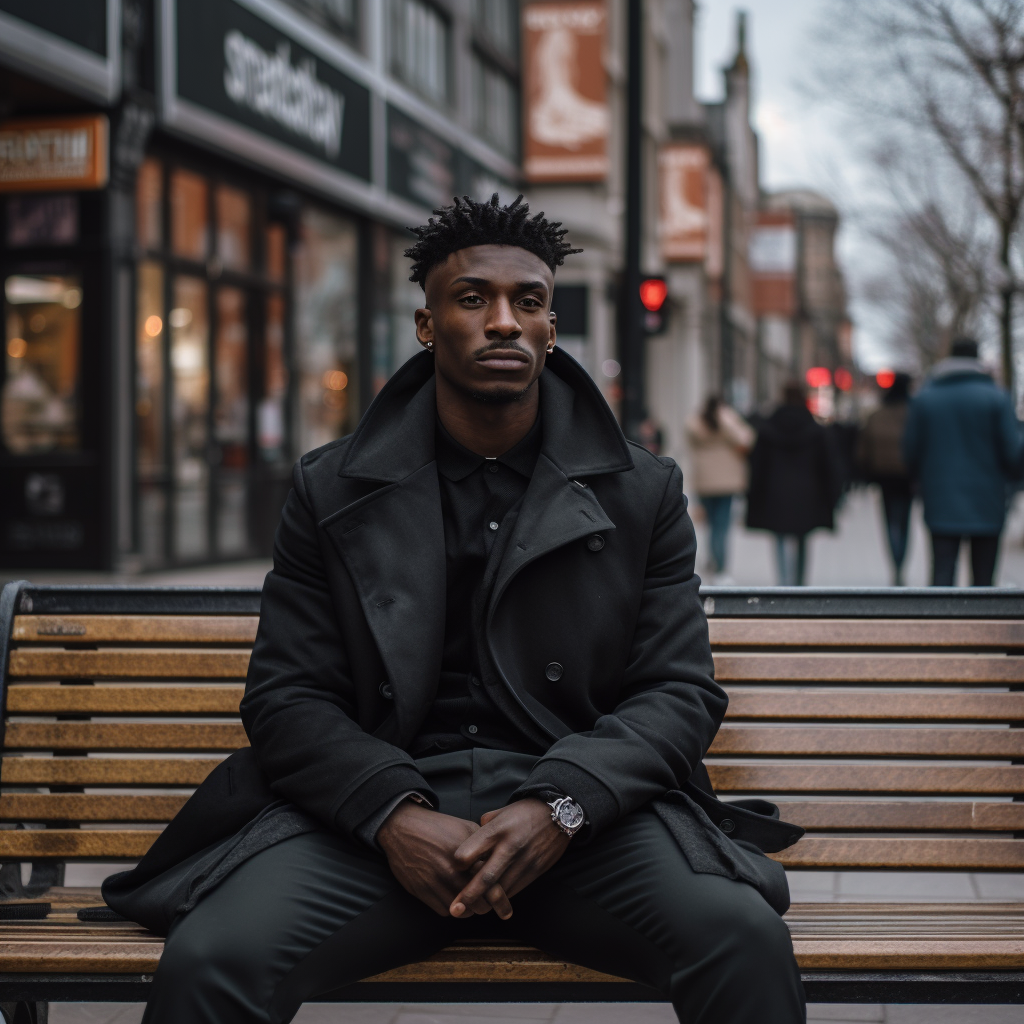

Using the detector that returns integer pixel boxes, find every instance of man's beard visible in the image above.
[463,378,537,405]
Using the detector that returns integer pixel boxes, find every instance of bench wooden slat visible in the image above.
[0,794,189,822]
[7,649,251,680]
[775,837,1024,870]
[709,619,1024,648]
[0,830,161,858]
[3,722,248,752]
[5,685,244,714]
[714,653,1024,684]
[0,757,223,786]
[774,800,1024,831]
[710,725,1024,758]
[11,615,259,644]
[707,763,1024,794]
[724,689,1024,722]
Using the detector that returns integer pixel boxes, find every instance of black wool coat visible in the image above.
[104,350,801,931]
[746,403,843,536]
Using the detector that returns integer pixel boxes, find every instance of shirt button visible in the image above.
[587,534,605,552]
[489,521,499,531]
[379,682,394,700]
[467,724,479,735]
[545,662,563,681]
[488,464,499,473]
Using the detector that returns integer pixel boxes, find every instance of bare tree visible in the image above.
[816,0,1024,390]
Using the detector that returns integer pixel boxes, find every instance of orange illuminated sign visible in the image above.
[0,115,109,192]
[522,2,609,183]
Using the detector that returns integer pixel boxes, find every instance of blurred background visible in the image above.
[2,0,1023,591]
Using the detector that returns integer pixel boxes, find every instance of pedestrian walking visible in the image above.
[857,372,913,585]
[903,338,1023,586]
[746,381,843,586]
[686,396,755,581]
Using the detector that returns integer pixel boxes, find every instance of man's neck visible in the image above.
[435,375,540,458]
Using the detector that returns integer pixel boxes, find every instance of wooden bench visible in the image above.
[0,581,1023,1020]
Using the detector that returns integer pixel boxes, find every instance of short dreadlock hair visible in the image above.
[405,193,581,289]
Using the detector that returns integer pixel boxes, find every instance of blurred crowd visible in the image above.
[680,338,1024,587]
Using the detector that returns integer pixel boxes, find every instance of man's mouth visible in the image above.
[476,349,530,371]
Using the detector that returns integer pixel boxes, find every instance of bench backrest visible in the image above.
[0,582,1022,884]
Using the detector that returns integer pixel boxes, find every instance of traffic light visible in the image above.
[640,278,668,335]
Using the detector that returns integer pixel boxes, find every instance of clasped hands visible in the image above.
[377,797,571,920]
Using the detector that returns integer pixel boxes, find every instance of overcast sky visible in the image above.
[694,1,891,369]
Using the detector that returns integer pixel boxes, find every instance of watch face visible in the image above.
[557,800,585,831]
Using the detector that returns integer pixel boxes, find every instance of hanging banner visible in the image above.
[751,210,797,316]
[0,115,109,192]
[522,1,609,183]
[659,144,709,262]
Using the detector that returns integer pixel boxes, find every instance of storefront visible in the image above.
[0,0,519,570]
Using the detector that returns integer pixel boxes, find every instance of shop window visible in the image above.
[2,273,82,454]
[171,169,209,262]
[260,291,288,460]
[474,0,518,60]
[469,53,519,160]
[390,230,424,377]
[266,223,287,283]
[136,260,166,567]
[137,158,163,251]
[170,276,210,560]
[390,0,450,107]
[294,206,358,455]
[281,0,359,45]
[214,287,249,556]
[216,185,251,272]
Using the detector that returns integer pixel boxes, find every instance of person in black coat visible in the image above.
[104,196,804,1024]
[747,381,843,585]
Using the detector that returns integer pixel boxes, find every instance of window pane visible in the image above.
[259,291,288,460]
[136,262,165,475]
[266,223,287,283]
[170,169,209,262]
[216,185,251,272]
[137,158,163,250]
[170,276,209,560]
[280,0,358,43]
[294,207,358,454]
[391,0,450,105]
[474,0,518,59]
[470,53,518,159]
[2,274,82,454]
[214,286,249,556]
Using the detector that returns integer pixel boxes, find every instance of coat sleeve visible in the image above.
[511,462,727,840]
[996,393,1024,479]
[239,462,436,841]
[902,399,922,477]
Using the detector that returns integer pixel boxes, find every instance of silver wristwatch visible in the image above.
[547,795,586,837]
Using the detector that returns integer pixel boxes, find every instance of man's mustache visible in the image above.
[473,338,531,358]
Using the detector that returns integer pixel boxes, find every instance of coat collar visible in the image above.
[337,348,634,484]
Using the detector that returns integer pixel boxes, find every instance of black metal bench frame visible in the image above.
[1,581,1023,1015]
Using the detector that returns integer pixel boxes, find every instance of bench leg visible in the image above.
[0,861,64,900]
[0,1002,47,1024]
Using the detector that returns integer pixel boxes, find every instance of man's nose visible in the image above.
[486,297,522,339]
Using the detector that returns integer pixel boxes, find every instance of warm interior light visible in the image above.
[806,366,832,389]
[876,369,896,389]
[323,369,348,391]
[834,367,853,391]
[639,279,668,312]
[7,337,27,358]
[145,315,163,337]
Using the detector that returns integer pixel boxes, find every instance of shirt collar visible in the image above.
[435,413,543,482]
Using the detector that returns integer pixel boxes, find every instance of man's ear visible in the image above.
[415,307,434,350]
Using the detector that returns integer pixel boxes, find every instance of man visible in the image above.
[105,195,805,1023]
[904,338,1023,586]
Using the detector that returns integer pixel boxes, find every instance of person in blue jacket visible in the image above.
[903,338,1024,586]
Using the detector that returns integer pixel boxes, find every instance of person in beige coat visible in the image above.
[686,397,756,579]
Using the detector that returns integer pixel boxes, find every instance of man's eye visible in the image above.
[462,294,485,305]
[519,297,542,308]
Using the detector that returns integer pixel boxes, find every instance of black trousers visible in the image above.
[931,532,1000,586]
[143,751,805,1024]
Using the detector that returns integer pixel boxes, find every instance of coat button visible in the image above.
[467,724,479,735]
[379,682,394,700]
[587,534,605,552]
[545,662,564,681]
[719,818,736,834]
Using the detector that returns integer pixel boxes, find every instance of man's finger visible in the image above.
[485,883,513,920]
[450,847,515,915]
[453,826,500,869]
[479,809,500,826]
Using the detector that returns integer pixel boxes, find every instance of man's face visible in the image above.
[416,244,556,404]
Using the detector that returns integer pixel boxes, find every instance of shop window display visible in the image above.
[171,168,209,262]
[2,273,82,455]
[136,260,166,567]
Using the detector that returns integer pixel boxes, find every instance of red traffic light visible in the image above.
[834,367,853,392]
[876,369,896,389]
[806,366,832,389]
[640,278,668,312]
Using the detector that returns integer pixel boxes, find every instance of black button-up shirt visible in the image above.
[409,414,544,757]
